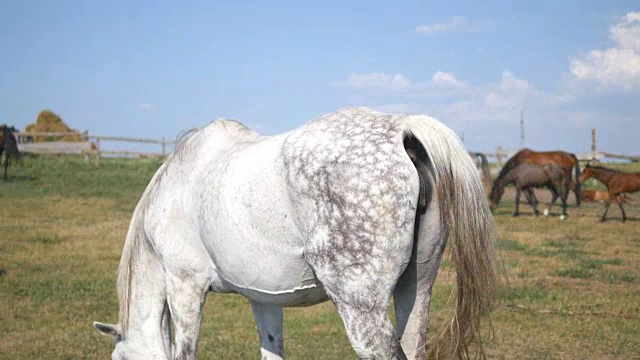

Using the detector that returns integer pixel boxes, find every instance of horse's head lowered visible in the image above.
[578,164,593,183]
[94,321,166,360]
[488,181,505,212]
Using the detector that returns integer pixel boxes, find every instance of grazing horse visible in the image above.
[498,148,582,207]
[93,108,499,360]
[0,125,20,180]
[489,163,569,219]
[470,152,491,189]
[578,164,640,222]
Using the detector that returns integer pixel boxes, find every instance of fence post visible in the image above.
[496,146,504,166]
[95,138,101,166]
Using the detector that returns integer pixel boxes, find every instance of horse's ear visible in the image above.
[93,321,120,337]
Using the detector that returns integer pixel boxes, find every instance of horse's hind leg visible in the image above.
[524,188,540,216]
[559,185,569,220]
[394,199,445,359]
[162,301,173,356]
[307,235,412,359]
[251,302,284,359]
[617,201,627,222]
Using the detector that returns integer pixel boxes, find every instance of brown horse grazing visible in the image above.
[490,163,569,219]
[578,164,640,222]
[1,125,20,180]
[498,148,582,207]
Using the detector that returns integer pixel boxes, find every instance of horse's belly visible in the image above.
[209,231,322,298]
[202,136,324,302]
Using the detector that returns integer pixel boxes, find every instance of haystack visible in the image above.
[24,110,84,142]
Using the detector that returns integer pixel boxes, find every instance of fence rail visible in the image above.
[13,131,639,164]
[15,131,176,164]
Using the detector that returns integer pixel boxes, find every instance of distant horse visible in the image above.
[578,164,640,222]
[0,125,20,180]
[497,149,582,207]
[489,163,568,219]
[93,108,499,360]
[470,152,492,188]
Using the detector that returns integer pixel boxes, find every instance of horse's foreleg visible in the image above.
[600,200,612,222]
[513,188,522,216]
[166,272,209,360]
[251,302,284,360]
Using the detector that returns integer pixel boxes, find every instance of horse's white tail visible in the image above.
[116,162,167,337]
[403,116,499,359]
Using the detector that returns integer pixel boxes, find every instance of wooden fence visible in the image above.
[14,131,639,165]
[16,131,176,165]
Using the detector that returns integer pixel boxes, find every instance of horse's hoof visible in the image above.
[560,215,567,221]
[543,208,549,216]
[512,213,520,217]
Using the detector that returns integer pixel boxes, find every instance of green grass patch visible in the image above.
[555,267,593,279]
[499,283,548,302]
[497,239,529,252]
[579,258,622,269]
[602,272,636,284]
[28,234,61,245]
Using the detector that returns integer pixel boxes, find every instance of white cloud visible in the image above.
[341,72,411,90]
[337,71,469,91]
[567,111,591,128]
[569,12,640,90]
[432,71,466,88]
[138,103,157,112]
[335,70,565,126]
[414,16,492,35]
[415,16,469,35]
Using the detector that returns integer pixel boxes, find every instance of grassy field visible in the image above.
[1,156,639,359]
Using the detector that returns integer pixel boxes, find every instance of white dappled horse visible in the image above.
[94,107,498,359]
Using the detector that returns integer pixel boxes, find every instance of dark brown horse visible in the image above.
[1,125,20,180]
[578,164,640,222]
[490,163,569,219]
[497,148,582,207]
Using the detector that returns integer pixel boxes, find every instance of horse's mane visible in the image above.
[586,164,624,173]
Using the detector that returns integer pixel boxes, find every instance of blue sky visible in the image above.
[1,1,639,154]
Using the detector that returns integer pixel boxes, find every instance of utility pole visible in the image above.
[520,110,525,149]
